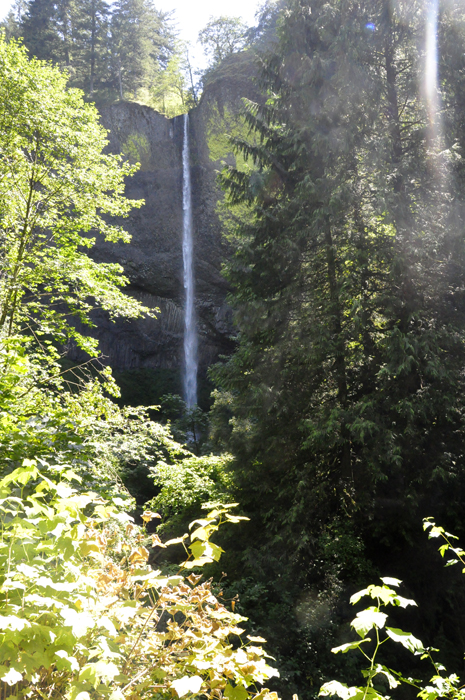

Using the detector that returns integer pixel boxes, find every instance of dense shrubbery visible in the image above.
[0,34,280,700]
[0,456,278,698]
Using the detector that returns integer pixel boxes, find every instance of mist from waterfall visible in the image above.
[182,112,198,408]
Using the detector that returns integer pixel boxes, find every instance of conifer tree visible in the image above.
[212,0,465,687]
[110,0,173,100]
[21,0,62,62]
[1,0,28,39]
[72,0,110,94]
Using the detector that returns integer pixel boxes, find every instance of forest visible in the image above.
[2,0,465,699]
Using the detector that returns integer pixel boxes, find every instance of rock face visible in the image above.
[71,52,261,400]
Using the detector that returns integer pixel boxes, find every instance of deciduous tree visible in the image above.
[0,34,147,354]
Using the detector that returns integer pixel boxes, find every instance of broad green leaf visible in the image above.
[190,540,224,561]
[394,595,417,609]
[55,650,80,672]
[92,660,120,683]
[366,585,396,605]
[182,556,214,569]
[428,527,444,539]
[380,577,401,587]
[225,515,249,523]
[319,681,362,699]
[331,640,369,654]
[385,627,424,653]
[189,519,211,529]
[1,466,39,486]
[352,609,387,637]
[350,588,370,605]
[79,664,99,689]
[190,526,213,542]
[373,664,400,689]
[0,615,30,631]
[225,683,249,700]
[247,635,267,643]
[165,535,189,546]
[61,609,96,637]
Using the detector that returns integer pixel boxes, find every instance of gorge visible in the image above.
[68,52,262,407]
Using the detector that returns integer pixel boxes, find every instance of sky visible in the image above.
[0,0,263,69]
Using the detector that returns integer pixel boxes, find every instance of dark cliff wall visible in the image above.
[70,51,262,402]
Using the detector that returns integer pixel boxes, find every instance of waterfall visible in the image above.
[182,112,198,408]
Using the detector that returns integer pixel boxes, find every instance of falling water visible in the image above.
[182,112,198,408]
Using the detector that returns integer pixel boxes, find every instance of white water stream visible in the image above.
[182,113,198,408]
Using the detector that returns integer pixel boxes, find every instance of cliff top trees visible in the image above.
[16,0,177,102]
[198,16,249,68]
[110,0,173,100]
[0,33,147,354]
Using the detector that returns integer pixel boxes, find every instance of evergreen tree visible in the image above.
[21,0,62,62]
[19,0,175,102]
[72,0,110,94]
[1,0,28,40]
[110,0,174,100]
[212,0,465,692]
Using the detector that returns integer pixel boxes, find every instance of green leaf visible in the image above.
[165,535,189,546]
[182,556,214,569]
[0,615,30,631]
[79,665,98,687]
[373,664,400,689]
[380,577,401,587]
[350,588,370,605]
[352,609,387,637]
[331,640,369,654]
[319,681,363,699]
[1,669,23,686]
[55,651,80,672]
[190,540,224,561]
[225,684,249,700]
[385,628,424,653]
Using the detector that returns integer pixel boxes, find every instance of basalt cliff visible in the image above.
[70,53,262,405]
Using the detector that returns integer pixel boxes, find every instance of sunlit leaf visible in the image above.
[172,675,203,697]
[352,609,387,637]
[385,627,424,653]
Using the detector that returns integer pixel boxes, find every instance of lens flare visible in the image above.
[424,0,440,146]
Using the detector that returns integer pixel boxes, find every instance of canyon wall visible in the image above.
[69,52,261,403]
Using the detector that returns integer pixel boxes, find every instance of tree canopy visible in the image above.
[210,0,465,692]
[198,16,249,69]
[0,33,148,354]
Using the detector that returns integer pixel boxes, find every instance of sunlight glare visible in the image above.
[424,0,440,146]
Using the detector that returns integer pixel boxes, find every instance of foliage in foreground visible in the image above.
[0,462,279,700]
[0,335,266,698]
[320,521,465,700]
[0,33,148,355]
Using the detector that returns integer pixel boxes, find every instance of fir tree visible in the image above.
[21,0,62,62]
[212,0,465,690]
[110,0,174,100]
[72,0,110,94]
